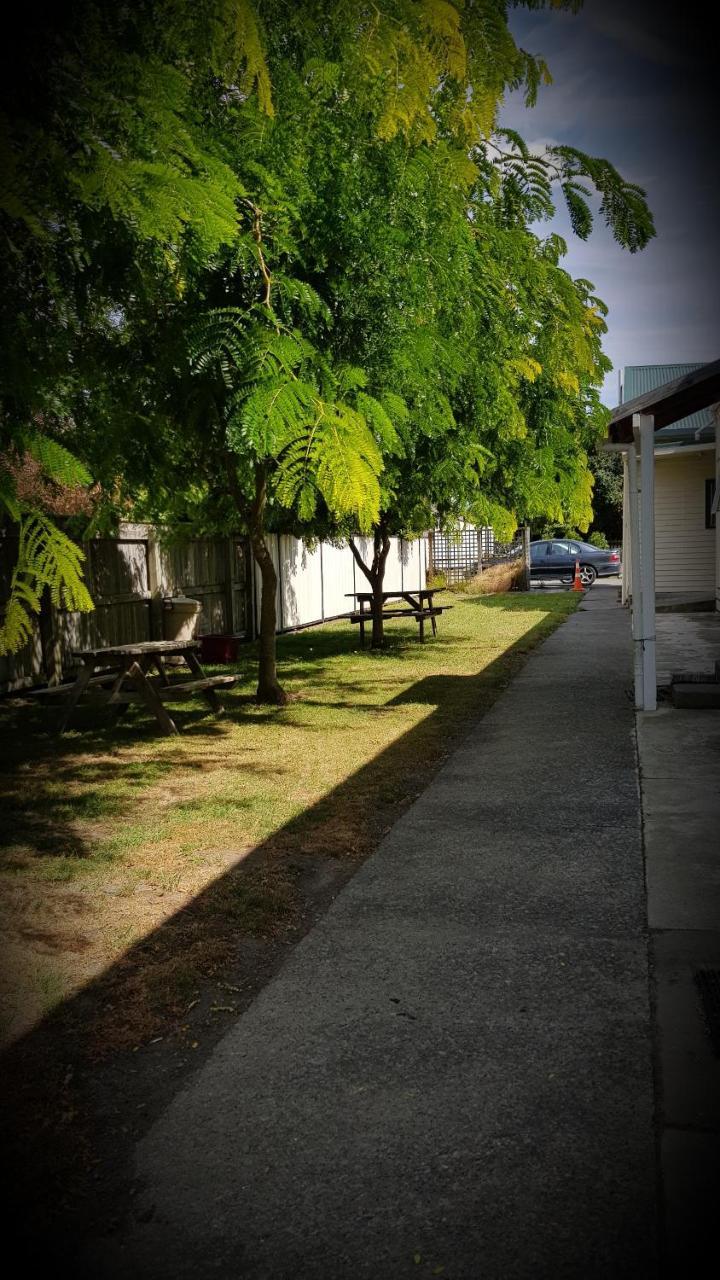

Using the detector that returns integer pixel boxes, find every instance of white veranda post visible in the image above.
[626,445,642,705]
[633,412,657,711]
[621,450,631,607]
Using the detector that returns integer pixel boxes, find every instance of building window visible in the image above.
[706,478,717,530]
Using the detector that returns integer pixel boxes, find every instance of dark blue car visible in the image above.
[530,539,621,587]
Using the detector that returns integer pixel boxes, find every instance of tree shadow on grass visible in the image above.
[0,604,569,1262]
[0,620,431,871]
[0,695,289,867]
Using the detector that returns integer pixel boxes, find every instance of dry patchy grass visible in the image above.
[0,590,576,1053]
[448,561,524,594]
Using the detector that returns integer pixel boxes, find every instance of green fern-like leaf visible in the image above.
[0,512,94,656]
[562,182,593,240]
[355,391,402,454]
[24,433,93,487]
[232,376,317,455]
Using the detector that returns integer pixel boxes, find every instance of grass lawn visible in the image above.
[0,589,577,1055]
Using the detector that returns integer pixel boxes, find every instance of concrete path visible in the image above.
[93,586,658,1279]
[638,608,720,1275]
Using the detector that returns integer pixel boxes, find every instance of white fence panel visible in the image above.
[249,534,427,634]
[349,536,373,597]
[380,537,427,593]
[279,537,323,629]
[321,542,357,619]
[382,539,403,592]
[400,537,426,592]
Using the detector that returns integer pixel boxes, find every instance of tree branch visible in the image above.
[240,197,273,309]
[223,451,250,520]
[348,535,374,586]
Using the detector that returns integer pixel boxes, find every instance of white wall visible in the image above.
[253,535,428,633]
[654,449,716,593]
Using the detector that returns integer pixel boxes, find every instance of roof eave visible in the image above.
[606,358,720,444]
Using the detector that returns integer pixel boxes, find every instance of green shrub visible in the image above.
[587,530,609,549]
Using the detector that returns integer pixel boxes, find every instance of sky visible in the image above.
[500,0,720,406]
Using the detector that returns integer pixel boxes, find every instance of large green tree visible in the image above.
[226,2,650,644]
[1,1,653,674]
[586,444,624,543]
[0,0,272,654]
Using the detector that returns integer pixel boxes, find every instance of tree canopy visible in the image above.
[0,1,654,666]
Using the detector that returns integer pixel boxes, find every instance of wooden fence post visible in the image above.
[39,589,63,685]
[521,525,531,591]
[225,537,235,634]
[145,526,164,640]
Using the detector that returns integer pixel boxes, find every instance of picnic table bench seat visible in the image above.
[346,589,452,646]
[349,606,450,622]
[27,672,238,702]
[156,674,239,699]
[39,638,241,736]
[25,670,126,695]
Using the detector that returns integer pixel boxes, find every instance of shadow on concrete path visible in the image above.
[77,587,659,1279]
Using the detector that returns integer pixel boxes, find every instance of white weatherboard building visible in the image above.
[606,360,720,710]
[620,365,717,602]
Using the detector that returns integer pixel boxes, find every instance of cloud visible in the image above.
[501,0,720,407]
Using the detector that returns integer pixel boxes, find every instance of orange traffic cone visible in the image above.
[572,559,583,591]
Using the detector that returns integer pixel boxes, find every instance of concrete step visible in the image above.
[672,682,720,709]
[670,670,718,686]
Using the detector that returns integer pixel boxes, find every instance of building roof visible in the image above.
[607,360,720,445]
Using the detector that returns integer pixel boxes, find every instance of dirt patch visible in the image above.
[17,927,92,954]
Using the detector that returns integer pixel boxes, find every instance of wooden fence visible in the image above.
[0,524,251,692]
[0,524,428,692]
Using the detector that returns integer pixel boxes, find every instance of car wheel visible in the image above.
[580,564,597,587]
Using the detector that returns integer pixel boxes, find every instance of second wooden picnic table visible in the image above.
[55,639,238,736]
[346,589,449,647]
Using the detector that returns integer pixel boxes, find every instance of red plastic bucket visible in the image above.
[199,634,241,663]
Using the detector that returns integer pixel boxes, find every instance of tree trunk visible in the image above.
[248,464,289,705]
[349,524,391,650]
[371,568,385,648]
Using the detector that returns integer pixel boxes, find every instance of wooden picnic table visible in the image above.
[48,639,239,736]
[345,589,451,647]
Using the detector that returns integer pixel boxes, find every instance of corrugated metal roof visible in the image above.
[621,364,716,444]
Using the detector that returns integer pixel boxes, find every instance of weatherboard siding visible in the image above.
[654,451,715,593]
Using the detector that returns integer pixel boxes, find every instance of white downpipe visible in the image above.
[626,445,643,707]
[634,412,657,712]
